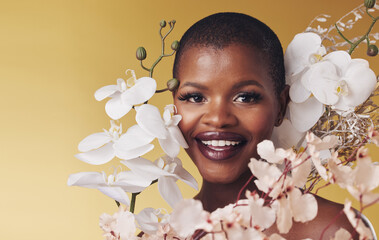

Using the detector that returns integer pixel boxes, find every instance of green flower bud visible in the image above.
[171,40,180,51]
[136,47,147,60]
[367,44,378,56]
[172,20,176,24]
[167,78,179,92]
[364,0,376,8]
[160,20,167,28]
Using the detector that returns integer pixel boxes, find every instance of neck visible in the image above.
[194,170,258,212]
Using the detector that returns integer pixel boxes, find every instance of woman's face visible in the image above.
[174,44,285,184]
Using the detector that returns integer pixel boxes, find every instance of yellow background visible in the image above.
[0,0,378,239]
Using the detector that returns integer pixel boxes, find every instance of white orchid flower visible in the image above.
[135,208,170,235]
[285,32,326,103]
[301,52,377,112]
[75,121,154,165]
[135,104,188,158]
[67,168,151,205]
[121,155,198,208]
[95,69,157,120]
[75,120,123,165]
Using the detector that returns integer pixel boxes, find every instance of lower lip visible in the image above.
[196,140,245,161]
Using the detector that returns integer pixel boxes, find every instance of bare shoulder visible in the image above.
[265,194,358,239]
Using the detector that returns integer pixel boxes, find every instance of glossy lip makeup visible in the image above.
[195,131,247,161]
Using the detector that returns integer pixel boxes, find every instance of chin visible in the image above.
[199,164,250,184]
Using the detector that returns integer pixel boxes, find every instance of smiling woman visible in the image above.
[173,11,288,212]
[171,12,372,239]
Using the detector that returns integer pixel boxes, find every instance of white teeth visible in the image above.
[201,140,241,147]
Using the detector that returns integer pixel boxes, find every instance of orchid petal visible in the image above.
[289,75,312,103]
[271,119,306,150]
[94,84,119,101]
[121,77,157,105]
[105,95,132,120]
[97,186,130,206]
[305,61,339,105]
[163,108,171,123]
[75,142,115,165]
[78,132,112,152]
[158,176,183,208]
[289,97,324,132]
[67,172,106,188]
[168,126,189,148]
[115,171,151,193]
[323,50,351,73]
[115,143,154,160]
[173,160,198,190]
[121,157,171,181]
[158,135,181,158]
[171,115,182,126]
[114,125,155,151]
[336,60,377,109]
[136,104,168,139]
[285,32,323,76]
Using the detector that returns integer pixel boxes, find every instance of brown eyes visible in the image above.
[233,92,262,103]
[178,91,262,104]
[178,92,205,103]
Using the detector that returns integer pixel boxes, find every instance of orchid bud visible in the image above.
[364,0,376,8]
[171,40,180,51]
[167,78,179,91]
[160,20,167,28]
[367,44,378,56]
[136,47,147,60]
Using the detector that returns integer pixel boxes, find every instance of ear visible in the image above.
[275,85,290,127]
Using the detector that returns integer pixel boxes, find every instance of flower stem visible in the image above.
[149,21,177,78]
[129,192,139,213]
[335,8,378,55]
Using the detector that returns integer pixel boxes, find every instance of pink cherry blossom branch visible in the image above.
[319,209,345,240]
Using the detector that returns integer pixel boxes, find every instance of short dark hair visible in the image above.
[173,12,285,96]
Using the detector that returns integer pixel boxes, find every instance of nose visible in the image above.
[201,98,238,128]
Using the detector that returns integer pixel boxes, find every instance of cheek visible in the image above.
[174,102,199,139]
[241,108,277,140]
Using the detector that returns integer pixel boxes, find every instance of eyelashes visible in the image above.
[178,92,205,103]
[233,91,262,103]
[177,91,262,104]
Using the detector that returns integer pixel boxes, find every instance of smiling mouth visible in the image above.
[195,132,246,161]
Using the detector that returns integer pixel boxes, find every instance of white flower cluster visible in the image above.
[96,131,379,240]
[68,69,198,215]
[273,32,377,151]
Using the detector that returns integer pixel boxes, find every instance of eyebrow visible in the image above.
[232,80,264,90]
[179,82,209,90]
[179,79,264,90]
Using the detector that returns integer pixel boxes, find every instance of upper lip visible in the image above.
[195,132,246,142]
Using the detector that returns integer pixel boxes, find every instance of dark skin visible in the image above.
[173,44,358,239]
